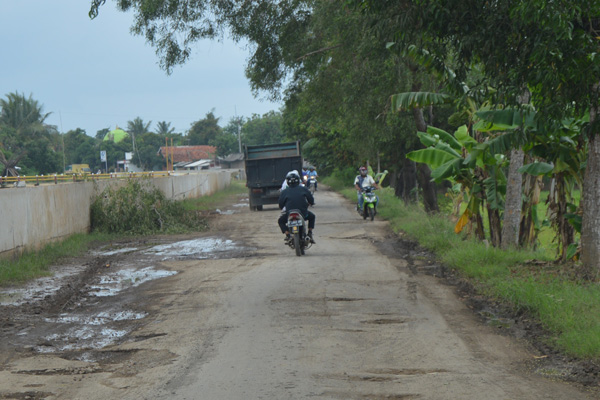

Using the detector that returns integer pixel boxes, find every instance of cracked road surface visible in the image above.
[0,187,596,399]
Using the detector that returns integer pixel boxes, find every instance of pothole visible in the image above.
[92,247,139,256]
[87,267,177,297]
[360,318,411,325]
[35,326,129,353]
[144,237,246,259]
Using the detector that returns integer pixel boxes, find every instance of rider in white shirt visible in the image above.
[354,166,378,210]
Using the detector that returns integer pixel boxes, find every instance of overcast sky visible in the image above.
[0,1,282,137]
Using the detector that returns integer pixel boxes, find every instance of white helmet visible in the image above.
[286,170,301,186]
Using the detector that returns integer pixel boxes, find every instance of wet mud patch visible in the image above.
[144,237,252,260]
[360,317,412,325]
[0,391,54,400]
[13,365,102,376]
[322,389,420,399]
[326,297,371,302]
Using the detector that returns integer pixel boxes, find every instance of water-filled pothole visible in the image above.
[145,237,245,259]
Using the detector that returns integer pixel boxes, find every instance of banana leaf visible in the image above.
[474,108,536,132]
[407,148,459,169]
[391,92,451,111]
[454,125,477,147]
[518,162,554,176]
[427,126,462,151]
[417,131,437,147]
[434,142,461,158]
[431,158,463,182]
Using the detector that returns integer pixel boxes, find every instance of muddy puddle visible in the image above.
[0,265,87,306]
[144,237,246,259]
[1,236,247,355]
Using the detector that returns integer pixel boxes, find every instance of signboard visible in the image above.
[100,150,107,162]
[125,152,133,161]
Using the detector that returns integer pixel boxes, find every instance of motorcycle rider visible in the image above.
[307,166,318,191]
[354,166,379,212]
[278,170,316,244]
[281,169,303,191]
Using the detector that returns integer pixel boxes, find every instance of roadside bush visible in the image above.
[91,179,207,234]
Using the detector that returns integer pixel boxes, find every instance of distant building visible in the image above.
[220,153,244,169]
[157,145,217,170]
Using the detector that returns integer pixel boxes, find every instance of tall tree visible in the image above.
[188,111,222,145]
[0,92,59,175]
[155,121,175,136]
[127,117,152,168]
[353,0,600,272]
[242,111,285,146]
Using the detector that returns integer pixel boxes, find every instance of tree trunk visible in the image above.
[417,163,438,212]
[580,132,600,275]
[519,173,543,248]
[412,107,439,212]
[501,149,524,249]
[401,157,417,203]
[487,204,502,247]
[555,174,575,262]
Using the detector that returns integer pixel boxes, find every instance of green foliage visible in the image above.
[241,111,286,146]
[0,92,61,175]
[391,92,451,112]
[188,111,222,145]
[90,179,207,234]
[0,233,111,285]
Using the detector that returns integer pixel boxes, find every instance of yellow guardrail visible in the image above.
[0,171,178,187]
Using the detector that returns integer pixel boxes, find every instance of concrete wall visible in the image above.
[0,170,233,256]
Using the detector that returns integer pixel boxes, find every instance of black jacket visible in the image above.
[278,184,314,215]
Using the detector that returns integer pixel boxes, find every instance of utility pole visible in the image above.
[235,106,242,153]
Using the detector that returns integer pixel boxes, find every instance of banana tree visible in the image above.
[521,119,586,261]
[477,107,586,260]
[407,124,508,244]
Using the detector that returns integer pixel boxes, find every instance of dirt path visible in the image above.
[0,186,597,399]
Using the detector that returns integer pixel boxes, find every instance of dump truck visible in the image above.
[244,141,303,211]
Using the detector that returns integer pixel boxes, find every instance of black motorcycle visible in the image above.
[286,209,312,256]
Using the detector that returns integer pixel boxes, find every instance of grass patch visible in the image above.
[323,174,600,360]
[181,180,247,211]
[0,232,112,285]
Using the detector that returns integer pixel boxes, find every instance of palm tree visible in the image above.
[126,117,152,169]
[0,92,54,175]
[155,121,175,136]
[0,92,51,141]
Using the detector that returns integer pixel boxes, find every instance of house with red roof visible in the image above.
[157,145,217,170]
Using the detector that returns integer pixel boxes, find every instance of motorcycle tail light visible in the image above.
[289,212,301,220]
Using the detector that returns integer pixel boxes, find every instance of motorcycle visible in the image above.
[357,186,378,221]
[307,176,317,194]
[286,209,312,256]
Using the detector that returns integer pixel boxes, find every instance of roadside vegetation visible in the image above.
[90,178,209,235]
[324,173,600,360]
[0,232,112,284]
[0,180,245,286]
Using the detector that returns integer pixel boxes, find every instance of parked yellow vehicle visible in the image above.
[65,164,91,174]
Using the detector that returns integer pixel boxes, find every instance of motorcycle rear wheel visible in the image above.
[293,233,302,256]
